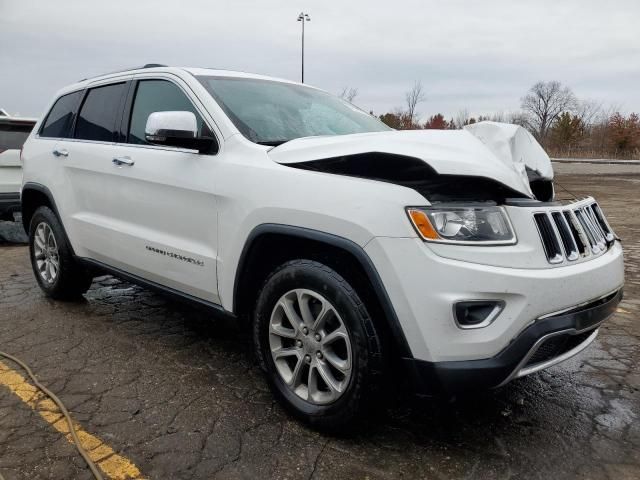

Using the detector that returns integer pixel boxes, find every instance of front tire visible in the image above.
[29,206,92,300]
[253,259,384,431]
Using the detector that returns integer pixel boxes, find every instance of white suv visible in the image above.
[0,114,36,220]
[21,65,624,429]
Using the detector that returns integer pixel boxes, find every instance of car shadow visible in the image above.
[0,219,28,245]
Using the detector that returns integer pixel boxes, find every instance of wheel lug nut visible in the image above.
[314,334,321,341]
[304,354,311,363]
[296,340,303,348]
[316,351,323,359]
[302,327,309,335]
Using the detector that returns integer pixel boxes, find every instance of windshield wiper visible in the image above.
[256,140,289,147]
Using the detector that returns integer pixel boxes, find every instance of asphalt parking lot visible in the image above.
[0,165,638,480]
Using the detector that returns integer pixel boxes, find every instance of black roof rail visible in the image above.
[78,64,169,82]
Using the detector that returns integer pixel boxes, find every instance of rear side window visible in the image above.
[74,83,127,142]
[0,123,35,152]
[128,80,207,145]
[39,91,83,138]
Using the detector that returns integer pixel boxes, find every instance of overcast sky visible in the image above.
[1,0,639,121]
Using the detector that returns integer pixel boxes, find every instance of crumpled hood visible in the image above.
[463,121,553,187]
[268,122,553,198]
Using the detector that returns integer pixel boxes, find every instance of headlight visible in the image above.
[406,205,516,244]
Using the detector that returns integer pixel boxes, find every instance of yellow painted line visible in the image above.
[616,307,630,314]
[0,360,146,480]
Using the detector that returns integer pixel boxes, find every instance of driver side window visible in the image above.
[128,80,210,145]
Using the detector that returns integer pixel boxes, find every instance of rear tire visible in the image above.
[29,206,93,300]
[253,259,385,431]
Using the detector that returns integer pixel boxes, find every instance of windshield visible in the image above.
[196,76,390,145]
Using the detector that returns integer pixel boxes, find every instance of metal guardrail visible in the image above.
[551,158,640,165]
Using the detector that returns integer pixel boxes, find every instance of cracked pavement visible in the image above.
[0,167,638,479]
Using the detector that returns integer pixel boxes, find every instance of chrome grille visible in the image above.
[534,199,615,264]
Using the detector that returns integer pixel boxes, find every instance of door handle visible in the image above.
[52,149,68,157]
[112,156,134,167]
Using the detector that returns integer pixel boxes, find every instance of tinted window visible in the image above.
[0,123,34,151]
[128,80,207,145]
[40,91,83,138]
[75,83,126,142]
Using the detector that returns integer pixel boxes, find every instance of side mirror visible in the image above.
[145,111,215,153]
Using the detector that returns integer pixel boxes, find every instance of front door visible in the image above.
[97,78,220,304]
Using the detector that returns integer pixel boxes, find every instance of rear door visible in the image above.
[24,90,84,233]
[53,79,130,261]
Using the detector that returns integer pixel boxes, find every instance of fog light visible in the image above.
[454,300,504,329]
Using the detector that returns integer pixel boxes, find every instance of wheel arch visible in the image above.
[21,182,60,234]
[20,182,78,258]
[233,224,413,359]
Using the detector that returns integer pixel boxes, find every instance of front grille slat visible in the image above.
[551,212,579,261]
[563,211,588,256]
[585,204,611,245]
[591,203,615,242]
[533,199,615,265]
[575,208,601,253]
[583,206,606,250]
[534,213,563,263]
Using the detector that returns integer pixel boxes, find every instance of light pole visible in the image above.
[297,12,310,83]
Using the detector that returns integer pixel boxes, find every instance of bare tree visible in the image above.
[505,111,528,127]
[588,103,621,154]
[521,81,577,140]
[453,109,470,129]
[405,81,426,126]
[339,87,358,103]
[575,99,602,127]
[489,111,506,123]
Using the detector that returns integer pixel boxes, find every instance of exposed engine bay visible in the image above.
[289,152,528,203]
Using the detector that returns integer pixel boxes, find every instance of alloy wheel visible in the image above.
[269,288,353,405]
[33,222,60,285]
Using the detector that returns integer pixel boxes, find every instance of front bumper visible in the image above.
[366,236,624,362]
[401,288,622,393]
